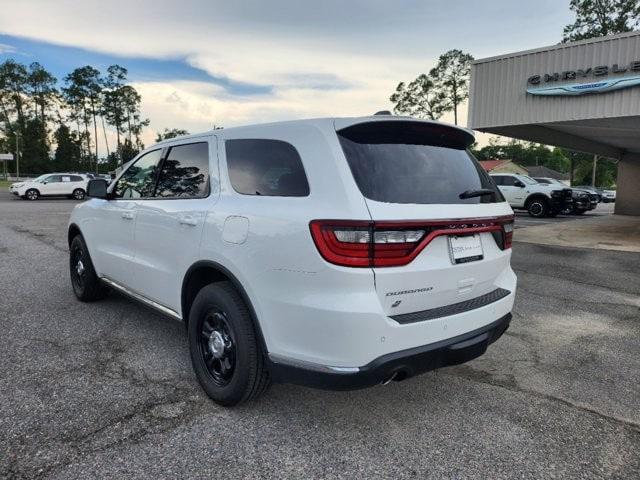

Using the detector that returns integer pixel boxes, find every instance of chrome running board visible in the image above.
[100,277,182,321]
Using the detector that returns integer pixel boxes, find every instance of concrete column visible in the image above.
[615,152,640,216]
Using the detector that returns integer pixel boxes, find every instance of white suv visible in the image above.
[10,173,89,200]
[490,173,573,218]
[68,116,517,406]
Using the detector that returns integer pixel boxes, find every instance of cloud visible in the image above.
[0,43,15,54]
[0,0,572,149]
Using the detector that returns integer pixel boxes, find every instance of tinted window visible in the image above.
[44,175,61,183]
[156,142,209,198]
[500,176,517,186]
[226,139,309,197]
[338,121,502,204]
[114,150,162,199]
[491,175,504,186]
[70,175,84,182]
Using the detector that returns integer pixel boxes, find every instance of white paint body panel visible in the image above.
[70,116,517,369]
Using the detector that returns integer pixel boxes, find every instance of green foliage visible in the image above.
[155,128,190,143]
[389,49,473,125]
[0,59,151,174]
[53,124,82,171]
[429,49,474,125]
[389,75,448,120]
[562,0,640,42]
[119,138,140,164]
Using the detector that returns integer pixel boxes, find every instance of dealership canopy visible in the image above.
[468,31,640,216]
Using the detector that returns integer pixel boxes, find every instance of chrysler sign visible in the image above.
[527,61,640,96]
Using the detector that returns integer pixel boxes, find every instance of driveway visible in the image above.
[1,193,638,479]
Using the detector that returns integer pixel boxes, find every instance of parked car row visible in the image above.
[490,173,613,217]
[8,172,112,200]
[533,177,598,215]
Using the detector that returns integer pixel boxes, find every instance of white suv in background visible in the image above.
[10,173,89,200]
[68,116,517,406]
[490,173,573,218]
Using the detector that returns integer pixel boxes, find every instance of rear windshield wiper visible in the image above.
[459,188,496,200]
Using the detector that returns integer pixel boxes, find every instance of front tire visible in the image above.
[526,197,549,218]
[69,235,108,301]
[72,188,86,200]
[188,282,270,406]
[25,189,39,201]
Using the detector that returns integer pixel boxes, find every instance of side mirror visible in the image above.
[87,179,108,199]
[514,180,525,188]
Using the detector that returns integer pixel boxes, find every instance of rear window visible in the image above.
[338,121,502,204]
[225,139,309,197]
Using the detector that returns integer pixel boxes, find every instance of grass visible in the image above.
[0,180,11,189]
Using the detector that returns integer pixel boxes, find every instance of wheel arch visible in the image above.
[524,193,549,207]
[181,260,269,354]
[68,223,82,247]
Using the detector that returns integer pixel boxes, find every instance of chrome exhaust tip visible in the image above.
[381,372,398,385]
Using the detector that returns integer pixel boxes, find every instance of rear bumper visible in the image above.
[269,312,511,390]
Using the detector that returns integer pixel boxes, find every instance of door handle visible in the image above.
[121,212,135,220]
[179,215,198,226]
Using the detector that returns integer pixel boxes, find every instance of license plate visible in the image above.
[448,234,483,264]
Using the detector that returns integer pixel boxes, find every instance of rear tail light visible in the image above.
[310,216,514,268]
[502,220,514,249]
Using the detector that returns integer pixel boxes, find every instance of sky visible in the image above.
[0,0,574,152]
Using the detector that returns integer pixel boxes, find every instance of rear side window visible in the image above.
[225,139,309,197]
[70,175,84,182]
[114,149,162,199]
[156,142,210,198]
[338,121,502,204]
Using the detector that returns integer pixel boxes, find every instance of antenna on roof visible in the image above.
[374,110,392,116]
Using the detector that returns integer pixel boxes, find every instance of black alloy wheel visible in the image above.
[199,311,236,387]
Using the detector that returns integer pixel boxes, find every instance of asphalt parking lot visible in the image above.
[513,201,615,229]
[1,193,638,479]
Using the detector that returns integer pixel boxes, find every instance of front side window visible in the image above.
[338,121,502,204]
[225,139,309,197]
[501,176,517,186]
[155,142,209,198]
[43,175,61,183]
[113,149,162,199]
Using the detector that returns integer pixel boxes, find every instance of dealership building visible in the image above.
[469,31,640,215]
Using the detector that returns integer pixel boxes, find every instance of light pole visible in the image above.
[15,131,20,180]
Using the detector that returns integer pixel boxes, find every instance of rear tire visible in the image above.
[526,197,549,218]
[69,235,108,301]
[72,188,86,200]
[188,282,270,406]
[25,189,39,201]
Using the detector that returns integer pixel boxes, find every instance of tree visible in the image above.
[102,65,128,155]
[155,128,190,142]
[27,62,57,123]
[120,85,149,149]
[429,49,474,125]
[562,0,640,42]
[53,123,82,171]
[63,66,103,170]
[390,74,448,120]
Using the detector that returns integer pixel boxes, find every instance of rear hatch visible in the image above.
[334,118,514,317]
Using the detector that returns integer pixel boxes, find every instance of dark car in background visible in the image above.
[573,185,604,203]
[533,177,597,215]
